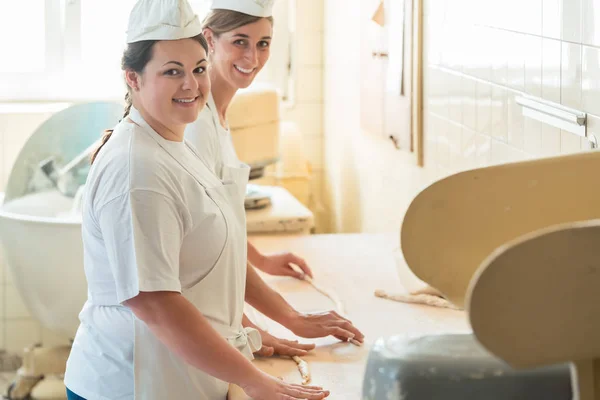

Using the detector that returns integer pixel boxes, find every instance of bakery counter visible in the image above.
[230,233,470,399]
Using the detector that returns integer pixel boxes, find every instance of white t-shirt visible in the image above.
[185,93,241,178]
[64,109,227,400]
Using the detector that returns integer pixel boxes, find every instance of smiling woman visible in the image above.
[90,34,210,163]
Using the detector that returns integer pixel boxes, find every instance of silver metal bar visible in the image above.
[516,95,587,137]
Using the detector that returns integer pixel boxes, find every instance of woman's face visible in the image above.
[128,38,210,131]
[206,18,273,89]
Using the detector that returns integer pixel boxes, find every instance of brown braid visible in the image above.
[90,92,132,164]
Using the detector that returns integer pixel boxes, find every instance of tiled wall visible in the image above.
[424,0,600,175]
[0,1,325,354]
[323,0,600,233]
[283,0,326,230]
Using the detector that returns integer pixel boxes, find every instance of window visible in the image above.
[0,0,294,102]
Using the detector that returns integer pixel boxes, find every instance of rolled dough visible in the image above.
[374,289,461,310]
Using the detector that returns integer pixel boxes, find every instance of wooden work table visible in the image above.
[229,233,471,399]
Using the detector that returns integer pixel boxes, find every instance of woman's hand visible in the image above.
[240,371,329,400]
[253,330,316,358]
[256,252,313,280]
[285,311,365,344]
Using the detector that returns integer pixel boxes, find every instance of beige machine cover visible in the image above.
[401,151,600,309]
[228,85,280,168]
[467,220,600,400]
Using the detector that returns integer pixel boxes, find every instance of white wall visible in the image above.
[324,0,600,234]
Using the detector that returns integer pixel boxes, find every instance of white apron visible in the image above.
[128,112,259,400]
[205,94,249,182]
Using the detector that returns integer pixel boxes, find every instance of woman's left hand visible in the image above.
[285,311,365,344]
[257,252,313,280]
[253,330,316,358]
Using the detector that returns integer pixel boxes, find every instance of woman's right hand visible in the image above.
[240,371,330,399]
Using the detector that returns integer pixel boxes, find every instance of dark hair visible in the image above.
[91,33,209,164]
[202,9,273,37]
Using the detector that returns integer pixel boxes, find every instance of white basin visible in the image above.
[0,190,86,338]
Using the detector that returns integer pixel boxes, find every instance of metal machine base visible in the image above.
[362,334,572,400]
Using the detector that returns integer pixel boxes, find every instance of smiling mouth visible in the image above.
[234,65,255,74]
[173,96,199,103]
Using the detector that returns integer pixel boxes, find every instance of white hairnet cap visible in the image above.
[210,0,275,17]
[126,0,203,43]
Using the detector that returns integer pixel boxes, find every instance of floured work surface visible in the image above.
[230,233,469,399]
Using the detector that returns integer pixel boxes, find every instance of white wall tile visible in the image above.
[525,36,543,98]
[491,30,508,86]
[582,46,600,117]
[461,127,491,170]
[282,103,323,137]
[561,0,582,43]
[506,32,526,92]
[543,0,561,39]
[297,33,323,66]
[445,24,467,74]
[582,0,600,46]
[424,67,449,117]
[523,118,543,155]
[2,113,50,146]
[476,81,492,135]
[460,126,476,169]
[475,132,492,167]
[507,91,525,149]
[435,123,450,168]
[491,86,508,142]
[461,76,477,131]
[541,125,562,155]
[295,66,323,103]
[296,0,324,33]
[424,0,447,17]
[308,170,326,231]
[471,27,492,81]
[491,139,528,165]
[560,130,582,153]
[542,39,562,103]
[447,122,462,171]
[561,42,583,109]
[522,0,543,36]
[5,320,41,354]
[423,113,437,167]
[423,16,443,67]
[448,73,463,125]
[304,136,323,170]
[3,143,25,191]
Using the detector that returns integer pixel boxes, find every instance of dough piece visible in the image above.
[290,264,361,346]
[289,263,345,314]
[374,289,462,310]
[292,356,311,385]
[304,275,346,315]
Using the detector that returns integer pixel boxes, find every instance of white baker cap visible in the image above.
[210,0,275,18]
[126,0,203,43]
